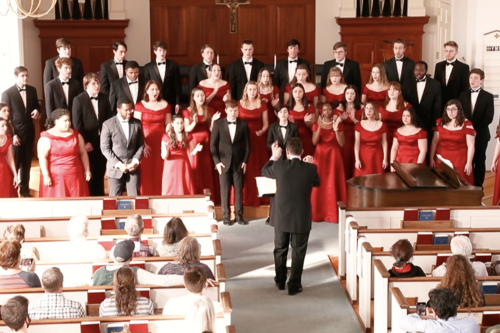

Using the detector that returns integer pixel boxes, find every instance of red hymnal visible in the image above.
[403,209,419,221]
[130,261,146,270]
[142,217,153,229]
[103,198,117,210]
[435,253,452,267]
[101,218,116,230]
[92,263,107,274]
[435,208,451,220]
[87,290,106,304]
[129,321,149,333]
[416,232,433,245]
[80,322,100,333]
[481,313,500,326]
[135,197,149,209]
[475,253,492,264]
[136,288,150,299]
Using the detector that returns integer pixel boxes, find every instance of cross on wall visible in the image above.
[216,0,250,34]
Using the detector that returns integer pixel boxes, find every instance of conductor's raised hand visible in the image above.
[303,155,314,164]
[271,142,282,159]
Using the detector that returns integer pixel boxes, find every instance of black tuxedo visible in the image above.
[402,76,442,131]
[210,118,250,217]
[228,58,265,100]
[189,62,210,93]
[459,88,494,187]
[72,92,114,196]
[434,60,470,108]
[100,59,128,95]
[273,58,311,96]
[43,56,85,91]
[321,58,361,93]
[143,59,182,111]
[266,122,299,158]
[384,57,415,90]
[1,85,40,196]
[261,157,320,290]
[109,77,146,113]
[44,78,80,118]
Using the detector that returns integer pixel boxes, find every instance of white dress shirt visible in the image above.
[228,120,237,142]
[157,61,166,82]
[117,113,130,142]
[471,88,481,113]
[416,76,426,103]
[445,58,456,85]
[288,58,298,83]
[279,122,288,139]
[336,59,346,73]
[243,57,253,82]
[115,60,124,78]
[127,77,139,104]
[395,57,404,80]
[17,85,27,107]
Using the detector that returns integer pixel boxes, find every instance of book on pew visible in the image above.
[136,288,150,299]
[481,312,500,326]
[98,237,115,251]
[433,233,449,245]
[129,321,148,333]
[101,218,116,230]
[81,321,100,333]
[482,282,499,294]
[103,198,117,210]
[416,232,433,245]
[418,210,434,221]
[106,324,125,333]
[454,231,469,238]
[435,208,450,220]
[117,200,131,210]
[142,216,153,229]
[474,253,492,264]
[403,209,419,221]
[117,220,125,229]
[87,290,106,304]
[435,253,452,267]
[135,197,149,209]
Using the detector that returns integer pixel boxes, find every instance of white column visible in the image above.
[339,0,356,18]
[407,0,426,17]
[109,0,126,19]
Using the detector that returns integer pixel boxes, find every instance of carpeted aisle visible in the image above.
[218,218,363,333]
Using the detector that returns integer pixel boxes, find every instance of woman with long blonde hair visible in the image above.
[361,64,389,105]
[257,68,280,124]
[321,66,347,107]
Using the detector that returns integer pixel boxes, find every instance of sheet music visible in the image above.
[255,177,277,197]
[436,154,453,169]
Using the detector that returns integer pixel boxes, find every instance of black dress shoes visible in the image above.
[274,277,285,290]
[222,217,233,226]
[288,285,303,296]
[236,216,248,225]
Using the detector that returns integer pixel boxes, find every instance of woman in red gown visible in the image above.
[0,117,18,197]
[430,100,476,185]
[183,87,221,198]
[198,64,231,118]
[334,85,363,180]
[238,81,269,207]
[134,80,171,195]
[490,135,500,205]
[378,82,410,154]
[0,104,17,140]
[311,102,347,223]
[321,67,347,108]
[161,115,202,195]
[390,108,427,169]
[38,109,90,198]
[257,68,280,125]
[284,65,319,118]
[354,102,388,177]
[361,64,389,105]
[288,83,316,157]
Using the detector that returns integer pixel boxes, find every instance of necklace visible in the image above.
[321,118,333,125]
[402,125,415,135]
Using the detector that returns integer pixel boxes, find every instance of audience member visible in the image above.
[3,224,37,260]
[44,57,80,119]
[321,42,361,93]
[100,41,128,95]
[1,295,30,333]
[432,236,488,277]
[99,266,154,316]
[184,295,217,333]
[28,267,85,319]
[43,38,84,91]
[399,287,478,333]
[0,240,40,288]
[157,217,189,257]
[109,214,158,258]
[109,61,146,112]
[388,239,426,277]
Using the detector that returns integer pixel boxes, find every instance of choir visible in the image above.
[0,37,498,219]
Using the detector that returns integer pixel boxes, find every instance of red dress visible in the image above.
[353,123,387,177]
[311,124,347,223]
[260,86,280,125]
[161,133,195,195]
[394,129,428,164]
[39,130,89,198]
[289,105,316,157]
[285,85,320,105]
[362,86,388,106]
[334,108,363,180]
[199,82,231,118]
[135,103,170,196]
[378,105,408,154]
[492,138,500,205]
[0,135,17,198]
[321,87,344,107]
[237,102,269,206]
[182,108,219,199]
[435,119,476,185]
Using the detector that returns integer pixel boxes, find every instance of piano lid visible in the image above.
[392,162,449,188]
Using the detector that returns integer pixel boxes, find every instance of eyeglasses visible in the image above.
[446,108,458,112]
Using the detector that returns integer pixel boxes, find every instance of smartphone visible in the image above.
[20,258,33,267]
[416,302,427,316]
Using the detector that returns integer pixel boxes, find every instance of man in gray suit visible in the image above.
[100,98,144,196]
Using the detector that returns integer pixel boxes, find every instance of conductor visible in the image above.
[261,137,320,295]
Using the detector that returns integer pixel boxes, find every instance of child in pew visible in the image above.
[0,240,41,289]
[388,239,426,277]
[432,236,488,277]
[3,224,38,261]
[157,236,215,280]
[157,217,189,257]
[99,266,154,316]
[162,266,222,315]
[91,240,184,287]
[438,255,484,308]
[185,295,217,333]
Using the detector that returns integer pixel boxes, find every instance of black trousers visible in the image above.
[274,228,310,288]
[219,162,243,218]
[473,139,489,187]
[14,137,33,196]
[87,146,106,196]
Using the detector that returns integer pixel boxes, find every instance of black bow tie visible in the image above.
[416,77,426,83]
[471,88,480,93]
[337,63,344,67]
[280,125,287,129]
[90,96,98,100]
[115,62,123,65]
[157,62,166,65]
[244,61,253,65]
[61,81,69,85]
[446,62,455,67]
[204,64,211,69]
[18,88,26,92]
[228,121,236,125]
[129,81,138,85]
[289,60,298,63]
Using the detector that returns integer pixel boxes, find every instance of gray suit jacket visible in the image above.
[100,116,144,179]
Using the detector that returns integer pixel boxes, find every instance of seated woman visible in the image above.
[438,254,485,308]
[99,266,154,316]
[158,236,215,280]
[0,240,41,288]
[157,217,189,257]
[388,239,425,277]
[184,295,217,333]
[3,224,37,260]
[432,236,488,277]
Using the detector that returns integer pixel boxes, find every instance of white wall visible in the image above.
[0,10,22,94]
[315,0,341,65]
[123,0,150,65]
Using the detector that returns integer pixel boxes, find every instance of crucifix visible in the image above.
[216,0,250,34]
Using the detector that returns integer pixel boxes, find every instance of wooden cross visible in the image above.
[495,33,500,39]
[216,0,250,34]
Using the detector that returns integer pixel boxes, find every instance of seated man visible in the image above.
[91,240,183,286]
[162,266,222,315]
[28,267,85,319]
[399,287,478,333]
[0,295,30,333]
[432,236,488,277]
[109,214,158,258]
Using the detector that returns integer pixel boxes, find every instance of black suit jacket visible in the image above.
[210,118,250,173]
[43,56,85,91]
[144,60,182,108]
[261,158,320,233]
[100,59,128,95]
[228,58,265,100]
[402,77,442,131]
[434,60,470,106]
[384,57,415,88]
[1,85,39,141]
[72,92,113,149]
[273,58,312,94]
[109,77,146,113]
[459,89,494,143]
[44,78,80,118]
[266,122,299,159]
[321,58,361,92]
[189,62,209,93]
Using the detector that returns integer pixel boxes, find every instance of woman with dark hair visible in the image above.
[388,239,426,277]
[321,67,347,107]
[0,117,18,197]
[99,266,154,316]
[438,255,484,308]
[288,83,316,157]
[0,103,17,140]
[284,65,319,113]
[198,64,230,118]
[430,100,476,184]
[37,109,90,198]
[0,240,40,288]
[361,64,389,105]
[157,217,189,257]
[390,108,427,170]
[257,68,280,125]
[134,80,171,195]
